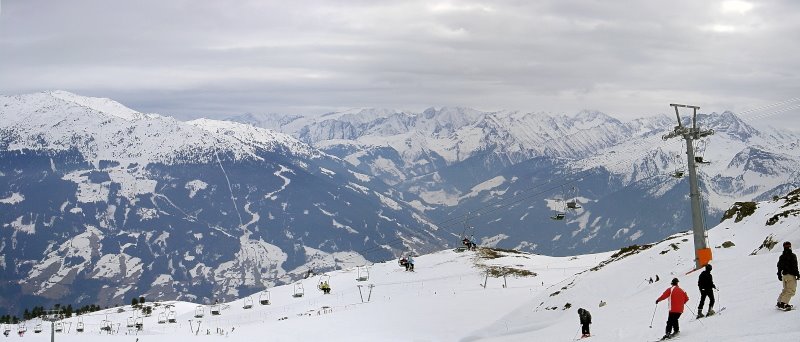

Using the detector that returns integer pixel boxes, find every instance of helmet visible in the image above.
[671,278,679,285]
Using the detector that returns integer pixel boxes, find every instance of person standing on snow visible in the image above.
[407,254,415,271]
[696,264,716,318]
[656,278,689,339]
[777,241,798,310]
[577,308,592,338]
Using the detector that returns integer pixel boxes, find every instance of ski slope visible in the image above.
[5,194,800,341]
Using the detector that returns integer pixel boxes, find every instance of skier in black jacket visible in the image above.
[577,308,591,338]
[697,264,716,318]
[777,241,798,310]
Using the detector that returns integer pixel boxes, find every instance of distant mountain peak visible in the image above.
[47,90,145,121]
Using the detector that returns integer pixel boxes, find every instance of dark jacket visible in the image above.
[578,308,591,325]
[778,249,799,278]
[698,270,715,290]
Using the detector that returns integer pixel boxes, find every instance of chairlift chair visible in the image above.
[293,283,305,298]
[549,197,566,220]
[566,200,581,210]
[54,322,64,333]
[565,186,581,210]
[317,275,331,291]
[259,291,271,305]
[167,309,177,323]
[134,317,144,330]
[17,324,26,334]
[100,320,112,333]
[243,296,253,309]
[2,325,9,335]
[694,156,710,164]
[194,305,204,318]
[356,266,369,281]
[157,313,167,324]
[126,317,135,328]
[211,304,221,316]
[76,317,85,332]
[34,323,42,334]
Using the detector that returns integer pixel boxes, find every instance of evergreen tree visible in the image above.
[131,297,139,306]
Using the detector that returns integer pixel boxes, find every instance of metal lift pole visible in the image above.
[662,104,715,269]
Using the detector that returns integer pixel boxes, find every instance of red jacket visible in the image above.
[657,285,689,313]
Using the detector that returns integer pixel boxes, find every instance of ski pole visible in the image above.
[715,288,720,309]
[572,326,581,341]
[649,303,658,328]
[686,306,705,326]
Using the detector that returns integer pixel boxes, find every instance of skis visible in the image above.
[655,332,680,341]
[695,306,726,320]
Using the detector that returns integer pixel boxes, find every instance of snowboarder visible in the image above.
[777,241,798,310]
[656,278,689,340]
[696,264,716,318]
[577,308,591,338]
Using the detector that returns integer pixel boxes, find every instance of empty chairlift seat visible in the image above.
[260,291,271,305]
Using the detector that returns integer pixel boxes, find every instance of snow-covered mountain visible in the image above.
[0,92,446,315]
[5,188,800,341]
[229,107,800,256]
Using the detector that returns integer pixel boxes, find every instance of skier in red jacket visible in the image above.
[656,278,689,340]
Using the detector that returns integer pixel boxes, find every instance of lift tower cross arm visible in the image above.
[662,103,714,269]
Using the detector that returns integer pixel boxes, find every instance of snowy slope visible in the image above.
[10,189,800,341]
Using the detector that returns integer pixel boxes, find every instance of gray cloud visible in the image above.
[1,0,798,127]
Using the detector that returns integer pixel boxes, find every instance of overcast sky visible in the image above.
[0,0,798,126]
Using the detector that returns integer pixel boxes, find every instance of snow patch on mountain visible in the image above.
[0,192,24,204]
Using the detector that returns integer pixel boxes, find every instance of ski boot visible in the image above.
[706,307,715,316]
[784,304,794,311]
[696,310,704,319]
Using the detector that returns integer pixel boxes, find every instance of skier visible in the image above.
[777,241,798,310]
[655,278,689,340]
[655,275,660,282]
[649,277,653,284]
[407,254,415,271]
[577,308,592,338]
[696,264,716,318]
